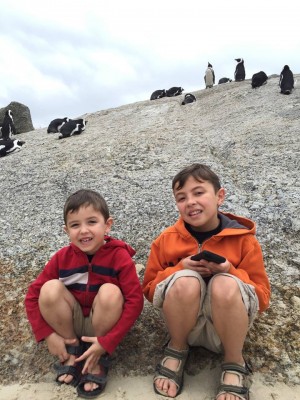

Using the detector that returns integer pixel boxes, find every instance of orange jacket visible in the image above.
[143,212,270,312]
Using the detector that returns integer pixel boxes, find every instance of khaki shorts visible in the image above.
[153,270,259,353]
[73,301,95,337]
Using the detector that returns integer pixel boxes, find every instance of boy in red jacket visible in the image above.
[143,164,270,400]
[25,189,143,398]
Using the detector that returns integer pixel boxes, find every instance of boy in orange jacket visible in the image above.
[143,163,270,400]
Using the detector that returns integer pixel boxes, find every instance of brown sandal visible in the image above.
[216,362,251,400]
[153,344,189,398]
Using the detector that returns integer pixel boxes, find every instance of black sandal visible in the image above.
[54,344,84,387]
[76,353,111,399]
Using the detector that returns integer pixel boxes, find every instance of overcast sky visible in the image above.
[0,1,298,128]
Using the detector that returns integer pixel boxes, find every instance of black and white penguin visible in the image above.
[58,119,87,139]
[279,65,294,95]
[181,93,196,105]
[218,77,232,84]
[234,58,245,81]
[204,62,215,88]
[166,87,184,97]
[0,138,25,157]
[150,89,166,100]
[1,110,16,140]
[47,117,69,133]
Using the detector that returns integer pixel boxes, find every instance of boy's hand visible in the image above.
[183,256,230,277]
[75,336,106,374]
[45,332,77,362]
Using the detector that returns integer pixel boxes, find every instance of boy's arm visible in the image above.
[222,237,271,312]
[142,240,185,303]
[96,249,144,354]
[24,254,60,341]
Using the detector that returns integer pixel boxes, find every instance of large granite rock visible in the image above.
[0,101,34,133]
[0,76,299,386]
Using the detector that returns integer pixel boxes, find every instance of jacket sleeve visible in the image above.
[225,236,271,312]
[142,238,185,303]
[97,249,144,354]
[24,253,60,342]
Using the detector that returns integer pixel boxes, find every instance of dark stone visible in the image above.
[0,101,34,133]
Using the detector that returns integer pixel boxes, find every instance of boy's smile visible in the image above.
[174,176,225,232]
[64,205,113,255]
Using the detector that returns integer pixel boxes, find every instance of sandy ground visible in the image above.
[1,369,300,400]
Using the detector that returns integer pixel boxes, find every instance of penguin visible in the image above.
[58,119,87,139]
[204,62,215,88]
[0,138,25,157]
[251,71,268,88]
[279,65,294,95]
[181,93,196,105]
[150,90,166,100]
[1,110,16,140]
[166,87,184,97]
[218,77,232,84]
[234,58,245,81]
[47,117,69,133]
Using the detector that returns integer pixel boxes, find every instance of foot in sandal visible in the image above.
[153,343,189,398]
[216,362,251,400]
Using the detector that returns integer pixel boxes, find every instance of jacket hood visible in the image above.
[173,211,255,239]
[70,235,136,257]
[218,212,255,233]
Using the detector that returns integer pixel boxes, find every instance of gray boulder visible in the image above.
[0,101,34,133]
[0,75,299,386]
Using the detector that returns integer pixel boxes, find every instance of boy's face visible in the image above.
[173,176,225,232]
[64,205,113,255]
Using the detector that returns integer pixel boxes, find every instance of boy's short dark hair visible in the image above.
[63,189,110,224]
[172,163,221,193]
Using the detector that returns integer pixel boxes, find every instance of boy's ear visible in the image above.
[105,217,113,234]
[63,225,69,235]
[217,188,225,206]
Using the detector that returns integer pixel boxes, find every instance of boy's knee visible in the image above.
[166,277,200,302]
[211,275,240,303]
[39,279,63,303]
[94,283,123,309]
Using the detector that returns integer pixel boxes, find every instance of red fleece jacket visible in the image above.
[25,236,144,354]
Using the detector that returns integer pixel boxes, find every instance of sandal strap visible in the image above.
[54,364,80,377]
[78,372,107,386]
[65,344,84,356]
[155,364,182,387]
[99,353,111,368]
[217,384,249,400]
[164,346,189,361]
[221,362,250,375]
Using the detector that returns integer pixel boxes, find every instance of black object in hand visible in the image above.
[191,250,226,264]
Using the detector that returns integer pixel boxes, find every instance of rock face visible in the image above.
[0,76,299,385]
[0,101,34,133]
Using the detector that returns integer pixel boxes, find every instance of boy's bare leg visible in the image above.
[83,283,123,392]
[39,279,78,384]
[211,275,249,400]
[155,277,201,398]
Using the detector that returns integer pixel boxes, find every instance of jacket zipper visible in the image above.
[85,260,92,308]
